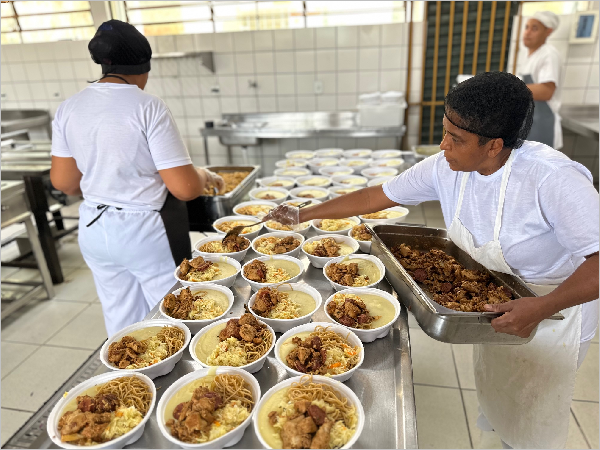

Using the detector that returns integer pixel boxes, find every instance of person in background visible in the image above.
[519,10,563,149]
[50,20,224,336]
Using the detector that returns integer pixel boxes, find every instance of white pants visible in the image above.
[78,201,176,337]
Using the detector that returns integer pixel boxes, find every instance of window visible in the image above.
[521,1,592,17]
[121,1,213,36]
[1,1,95,45]
[305,1,406,27]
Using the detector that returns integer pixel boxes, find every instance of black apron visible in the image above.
[522,74,555,148]
[159,192,191,265]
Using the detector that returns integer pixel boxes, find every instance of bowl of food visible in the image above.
[359,206,409,225]
[254,374,364,449]
[371,149,402,159]
[283,199,322,207]
[160,285,235,335]
[323,254,385,292]
[273,167,311,178]
[47,371,156,449]
[343,148,372,159]
[100,320,191,379]
[275,159,308,169]
[241,255,304,292]
[189,313,275,373]
[249,187,289,205]
[296,175,332,188]
[252,232,305,258]
[308,158,339,174]
[348,224,373,253]
[275,322,363,381]
[157,367,259,449]
[285,150,316,160]
[315,148,344,158]
[331,175,368,187]
[248,283,322,332]
[289,186,330,201]
[259,176,296,189]
[360,167,399,179]
[193,236,251,262]
[263,220,312,237]
[233,200,278,218]
[328,186,363,199]
[312,217,361,236]
[413,144,442,162]
[339,158,372,174]
[369,158,404,170]
[213,215,264,241]
[318,166,354,178]
[324,288,400,342]
[366,176,393,187]
[174,255,241,288]
[301,234,359,269]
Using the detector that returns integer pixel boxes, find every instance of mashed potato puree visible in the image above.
[261,290,316,319]
[376,159,402,167]
[331,292,395,328]
[266,220,310,231]
[216,220,261,234]
[361,210,406,220]
[340,178,365,185]
[262,259,301,283]
[318,219,355,231]
[297,189,327,198]
[257,190,286,199]
[301,178,329,186]
[195,323,233,364]
[268,180,294,187]
[280,170,307,176]
[185,261,237,282]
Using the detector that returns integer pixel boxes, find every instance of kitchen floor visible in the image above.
[1,201,598,448]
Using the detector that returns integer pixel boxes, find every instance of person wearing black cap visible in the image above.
[50,20,224,336]
[265,72,599,447]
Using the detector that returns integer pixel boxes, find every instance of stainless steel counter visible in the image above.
[560,104,599,141]
[7,231,419,449]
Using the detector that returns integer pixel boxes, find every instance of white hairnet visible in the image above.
[532,11,559,30]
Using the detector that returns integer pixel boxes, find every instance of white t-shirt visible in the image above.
[52,83,192,210]
[383,141,599,341]
[518,43,563,149]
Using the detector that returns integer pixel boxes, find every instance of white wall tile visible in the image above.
[214,33,234,52]
[35,42,60,61]
[381,23,404,46]
[316,28,336,49]
[214,53,235,74]
[337,49,358,71]
[296,73,315,95]
[567,43,596,64]
[178,58,201,77]
[2,45,23,63]
[337,26,358,48]
[380,70,403,91]
[276,74,295,95]
[553,41,569,63]
[564,65,592,88]
[411,45,423,69]
[412,22,424,46]
[235,53,255,74]
[218,75,238,95]
[156,35,177,53]
[381,47,403,69]
[183,98,202,117]
[318,72,336,94]
[275,51,295,72]
[162,77,182,96]
[68,41,90,60]
[29,82,47,100]
[294,28,315,49]
[183,76,204,96]
[278,96,297,112]
[193,34,214,52]
[549,14,572,41]
[9,63,27,81]
[274,29,294,50]
[337,72,358,94]
[411,68,422,97]
[359,71,379,93]
[233,31,254,52]
[175,34,195,52]
[1,64,12,83]
[589,64,599,88]
[237,76,257,96]
[295,50,315,73]
[594,40,599,63]
[317,94,337,111]
[44,82,62,101]
[359,48,379,71]
[561,88,585,104]
[13,83,32,101]
[255,52,275,74]
[316,49,336,72]
[256,74,276,95]
[259,96,277,112]
[186,117,204,136]
[220,96,239,113]
[585,88,599,104]
[337,94,357,110]
[163,97,184,117]
[253,31,274,51]
[359,25,381,47]
[20,44,38,62]
[200,97,219,116]
[23,63,43,82]
[159,59,179,77]
[39,62,59,81]
[144,79,163,97]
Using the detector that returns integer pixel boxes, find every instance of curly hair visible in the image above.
[444,72,534,149]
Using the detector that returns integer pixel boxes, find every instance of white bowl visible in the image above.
[283,198,322,207]
[328,185,363,199]
[241,255,304,292]
[47,371,156,450]
[275,159,308,169]
[263,220,312,237]
[251,231,305,258]
[289,186,330,201]
[323,287,401,342]
[174,255,241,288]
[213,215,264,241]
[295,175,332,188]
[100,319,191,379]
[258,176,296,189]
[340,158,372,174]
[247,283,322,333]
[233,200,278,218]
[193,236,251,262]
[189,317,276,373]
[307,158,339,174]
[156,367,260,449]
[273,167,311,178]
[360,167,399,179]
[253,375,365,449]
[322,254,386,292]
[248,187,289,205]
[274,322,364,381]
[348,225,372,253]
[315,148,344,158]
[369,157,404,170]
[371,149,402,159]
[312,216,361,236]
[318,165,354,177]
[343,148,373,159]
[285,150,315,160]
[301,234,360,269]
[159,284,235,335]
[413,144,442,162]
[331,175,368,187]
[367,176,393,187]
[359,206,409,225]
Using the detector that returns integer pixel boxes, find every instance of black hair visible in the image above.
[444,71,534,149]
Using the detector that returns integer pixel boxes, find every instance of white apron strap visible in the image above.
[453,172,470,222]
[493,151,516,241]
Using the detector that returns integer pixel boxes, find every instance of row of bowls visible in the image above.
[260,166,398,188]
[281,148,415,161]
[275,157,405,176]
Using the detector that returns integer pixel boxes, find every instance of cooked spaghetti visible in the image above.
[97,376,153,416]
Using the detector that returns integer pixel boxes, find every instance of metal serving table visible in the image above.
[200,112,406,165]
[560,104,599,141]
[6,235,418,449]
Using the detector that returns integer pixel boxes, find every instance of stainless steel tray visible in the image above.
[370,224,560,345]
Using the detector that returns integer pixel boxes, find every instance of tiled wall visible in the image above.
[0,24,423,174]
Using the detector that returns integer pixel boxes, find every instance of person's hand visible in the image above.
[200,168,225,193]
[483,296,554,338]
[263,204,300,225]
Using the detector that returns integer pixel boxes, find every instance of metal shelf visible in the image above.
[152,51,214,73]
